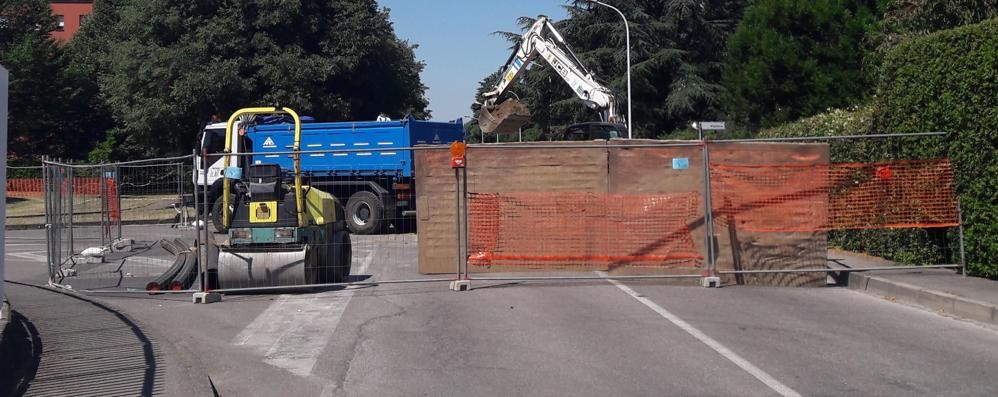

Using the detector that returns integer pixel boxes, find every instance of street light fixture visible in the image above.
[586,0,632,139]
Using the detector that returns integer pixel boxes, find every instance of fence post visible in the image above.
[957,199,967,277]
[42,158,51,284]
[450,148,470,292]
[463,155,470,281]
[200,151,210,293]
[100,165,109,248]
[702,141,716,275]
[67,159,74,259]
[114,164,122,241]
[191,150,201,291]
[455,166,462,279]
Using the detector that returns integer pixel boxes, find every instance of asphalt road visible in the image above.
[5,227,998,396]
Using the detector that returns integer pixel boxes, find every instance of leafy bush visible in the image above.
[875,18,998,278]
[758,105,953,267]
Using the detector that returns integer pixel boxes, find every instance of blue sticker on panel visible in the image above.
[672,157,689,170]
[224,166,243,180]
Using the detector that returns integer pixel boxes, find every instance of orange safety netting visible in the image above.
[710,159,958,232]
[468,192,703,269]
[6,177,109,198]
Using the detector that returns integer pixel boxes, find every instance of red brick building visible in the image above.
[50,0,93,42]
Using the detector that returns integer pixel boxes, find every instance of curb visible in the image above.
[848,272,997,327]
[4,281,217,397]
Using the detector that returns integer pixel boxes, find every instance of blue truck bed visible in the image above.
[248,118,464,177]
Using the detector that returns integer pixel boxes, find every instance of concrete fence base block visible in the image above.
[701,276,721,288]
[111,238,134,253]
[450,280,471,292]
[192,292,222,304]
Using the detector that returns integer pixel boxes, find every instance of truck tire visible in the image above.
[346,191,383,235]
[211,195,233,234]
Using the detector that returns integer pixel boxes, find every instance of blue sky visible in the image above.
[378,0,570,121]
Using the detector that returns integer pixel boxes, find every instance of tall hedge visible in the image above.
[876,18,998,278]
[758,105,954,267]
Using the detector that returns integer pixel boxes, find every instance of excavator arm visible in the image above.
[480,16,618,134]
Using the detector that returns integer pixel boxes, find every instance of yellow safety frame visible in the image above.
[222,107,305,228]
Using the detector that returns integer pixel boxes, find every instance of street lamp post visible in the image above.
[587,0,632,139]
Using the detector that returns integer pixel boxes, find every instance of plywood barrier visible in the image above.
[415,140,834,287]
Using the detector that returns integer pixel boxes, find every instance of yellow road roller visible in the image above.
[214,107,351,289]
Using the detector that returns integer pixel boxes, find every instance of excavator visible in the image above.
[479,16,620,134]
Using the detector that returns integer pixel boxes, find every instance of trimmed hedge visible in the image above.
[876,18,998,278]
[758,105,953,268]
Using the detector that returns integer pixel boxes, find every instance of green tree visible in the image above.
[723,0,882,130]
[565,0,746,136]
[0,0,99,161]
[474,1,745,139]
[74,0,429,159]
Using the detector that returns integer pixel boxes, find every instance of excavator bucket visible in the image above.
[479,100,531,134]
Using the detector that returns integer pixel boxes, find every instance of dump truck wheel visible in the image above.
[346,191,383,235]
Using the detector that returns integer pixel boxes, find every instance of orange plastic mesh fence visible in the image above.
[468,192,703,269]
[7,177,107,197]
[710,159,958,232]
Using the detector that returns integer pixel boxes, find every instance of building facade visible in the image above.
[50,0,93,42]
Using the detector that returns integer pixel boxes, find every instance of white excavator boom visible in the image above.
[480,16,619,134]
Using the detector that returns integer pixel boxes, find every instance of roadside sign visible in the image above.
[698,121,726,130]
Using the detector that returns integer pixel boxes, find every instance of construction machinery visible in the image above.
[195,117,463,235]
[213,107,352,289]
[480,16,620,134]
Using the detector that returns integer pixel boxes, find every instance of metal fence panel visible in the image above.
[194,147,452,294]
[43,157,197,292]
[707,133,964,285]
[35,133,966,295]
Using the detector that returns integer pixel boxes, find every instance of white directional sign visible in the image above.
[699,121,726,130]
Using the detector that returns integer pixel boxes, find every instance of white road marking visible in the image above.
[234,291,354,377]
[353,250,374,275]
[7,251,48,262]
[597,271,802,397]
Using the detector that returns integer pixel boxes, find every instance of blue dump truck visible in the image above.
[195,117,465,234]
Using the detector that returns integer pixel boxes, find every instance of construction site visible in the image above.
[3,2,998,396]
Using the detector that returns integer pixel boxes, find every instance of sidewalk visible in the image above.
[849,269,997,327]
[0,282,213,396]
[2,282,163,396]
[834,249,998,327]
